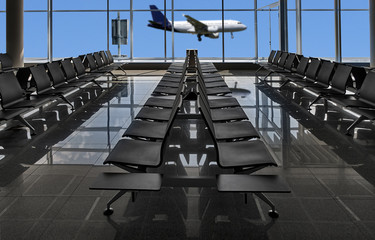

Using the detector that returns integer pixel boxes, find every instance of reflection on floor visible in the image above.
[0,71,375,240]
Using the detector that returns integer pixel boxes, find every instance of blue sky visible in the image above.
[0,0,370,59]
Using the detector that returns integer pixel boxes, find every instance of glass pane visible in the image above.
[54,0,106,10]
[175,0,221,10]
[173,11,223,58]
[133,11,166,58]
[342,0,368,9]
[24,12,47,58]
[288,10,296,53]
[302,11,335,58]
[257,0,280,9]
[25,0,47,10]
[110,0,130,10]
[109,11,130,58]
[257,10,279,58]
[342,11,369,59]
[225,0,254,9]
[0,13,4,52]
[0,1,5,11]
[224,11,254,58]
[53,12,106,57]
[133,0,170,10]
[302,0,333,9]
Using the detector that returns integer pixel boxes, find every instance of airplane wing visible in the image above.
[183,14,208,33]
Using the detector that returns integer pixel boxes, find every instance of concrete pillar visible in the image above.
[296,0,302,54]
[6,0,24,67]
[370,0,375,67]
[279,0,288,51]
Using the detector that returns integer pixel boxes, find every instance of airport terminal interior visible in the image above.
[1,1,375,239]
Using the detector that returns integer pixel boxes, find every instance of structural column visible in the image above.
[334,0,342,62]
[370,0,375,67]
[254,0,258,60]
[295,0,302,54]
[6,0,24,67]
[279,0,288,51]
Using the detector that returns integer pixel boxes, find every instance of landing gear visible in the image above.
[198,34,202,41]
[231,32,234,39]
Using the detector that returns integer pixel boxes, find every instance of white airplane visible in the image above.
[148,5,247,41]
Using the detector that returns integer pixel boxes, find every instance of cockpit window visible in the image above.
[237,21,242,24]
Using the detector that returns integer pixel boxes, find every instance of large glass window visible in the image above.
[24,12,47,58]
[53,12,106,57]
[342,10,369,58]
[302,11,335,58]
[0,0,371,61]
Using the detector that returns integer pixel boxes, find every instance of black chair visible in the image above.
[61,58,102,90]
[29,65,75,110]
[0,53,14,72]
[0,72,51,134]
[46,61,86,89]
[198,95,276,173]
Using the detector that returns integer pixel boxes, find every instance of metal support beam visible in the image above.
[47,0,52,62]
[6,0,24,67]
[334,0,342,62]
[254,0,258,60]
[130,0,133,59]
[172,0,175,59]
[295,0,302,54]
[279,0,288,52]
[370,0,375,67]
[107,0,109,51]
[222,0,225,62]
[164,0,167,60]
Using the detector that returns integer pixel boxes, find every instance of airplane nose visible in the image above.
[242,24,247,30]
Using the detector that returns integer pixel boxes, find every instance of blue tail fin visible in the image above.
[149,5,171,28]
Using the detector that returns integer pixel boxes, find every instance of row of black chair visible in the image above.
[258,50,374,135]
[0,50,122,135]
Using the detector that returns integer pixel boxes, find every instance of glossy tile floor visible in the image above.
[0,70,375,240]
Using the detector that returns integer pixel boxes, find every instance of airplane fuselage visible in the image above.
[173,20,247,34]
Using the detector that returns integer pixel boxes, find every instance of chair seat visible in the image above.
[144,97,175,108]
[206,87,231,95]
[205,81,228,88]
[211,107,248,122]
[208,97,240,109]
[217,140,276,168]
[214,121,259,140]
[152,86,179,95]
[136,107,173,121]
[124,120,168,140]
[103,139,162,167]
[157,81,180,88]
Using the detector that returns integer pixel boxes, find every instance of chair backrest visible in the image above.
[267,50,276,63]
[46,61,67,87]
[61,59,77,81]
[86,54,98,71]
[29,65,52,94]
[330,64,352,94]
[315,61,335,87]
[93,52,105,68]
[351,66,367,90]
[357,71,375,107]
[277,52,289,68]
[295,57,310,76]
[0,72,25,108]
[100,51,109,65]
[283,53,297,71]
[272,51,282,65]
[0,54,13,70]
[305,58,321,81]
[106,50,114,64]
[72,57,87,77]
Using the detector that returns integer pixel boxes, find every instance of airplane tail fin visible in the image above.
[149,5,171,29]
